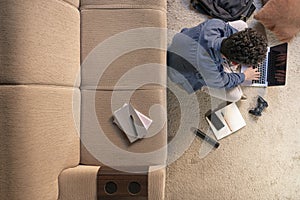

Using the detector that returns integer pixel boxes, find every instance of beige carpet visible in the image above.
[166,1,300,200]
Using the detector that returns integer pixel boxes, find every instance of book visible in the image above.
[113,103,153,143]
[206,103,246,140]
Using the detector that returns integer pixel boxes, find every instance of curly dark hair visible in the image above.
[220,28,268,66]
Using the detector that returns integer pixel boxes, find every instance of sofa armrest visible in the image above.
[58,165,101,200]
[148,166,166,200]
[58,165,166,200]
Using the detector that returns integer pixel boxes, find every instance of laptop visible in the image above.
[241,43,288,87]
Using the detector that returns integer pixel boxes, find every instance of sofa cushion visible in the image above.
[80,89,167,167]
[0,0,80,86]
[81,9,166,90]
[80,0,166,11]
[63,0,80,7]
[82,48,166,90]
[254,0,300,42]
[0,86,80,200]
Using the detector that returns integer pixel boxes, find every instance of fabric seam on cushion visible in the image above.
[80,5,166,12]
[54,0,80,11]
[0,84,80,90]
[80,86,166,91]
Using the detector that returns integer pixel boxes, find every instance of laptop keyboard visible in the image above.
[252,60,267,84]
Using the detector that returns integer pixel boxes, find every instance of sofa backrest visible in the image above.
[0,0,80,199]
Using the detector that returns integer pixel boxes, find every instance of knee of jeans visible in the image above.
[227,92,243,102]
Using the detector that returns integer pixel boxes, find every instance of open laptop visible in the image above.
[241,43,288,87]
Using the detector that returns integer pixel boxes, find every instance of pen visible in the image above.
[130,115,138,137]
[192,127,220,149]
[221,112,232,132]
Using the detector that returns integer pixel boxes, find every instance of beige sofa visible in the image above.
[0,0,167,199]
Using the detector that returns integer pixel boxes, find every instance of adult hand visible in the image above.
[243,67,260,81]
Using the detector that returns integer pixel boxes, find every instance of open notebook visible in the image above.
[206,103,246,140]
[113,103,152,143]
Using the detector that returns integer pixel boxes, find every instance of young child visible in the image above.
[167,19,268,102]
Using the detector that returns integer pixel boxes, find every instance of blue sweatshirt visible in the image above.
[167,19,245,93]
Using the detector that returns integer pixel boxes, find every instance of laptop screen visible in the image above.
[267,43,288,86]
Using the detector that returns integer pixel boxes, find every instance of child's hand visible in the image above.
[243,67,260,81]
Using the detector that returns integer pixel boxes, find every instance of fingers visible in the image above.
[252,72,261,80]
[277,54,286,61]
[243,67,261,81]
[246,67,258,72]
[275,70,286,83]
[276,69,286,74]
[275,73,285,78]
[275,61,286,66]
[275,78,285,83]
[275,77,285,83]
[252,68,260,76]
[251,69,260,78]
[275,53,287,66]
[277,53,287,61]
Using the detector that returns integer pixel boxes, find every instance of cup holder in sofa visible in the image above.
[104,181,118,195]
[128,181,141,195]
[98,166,148,199]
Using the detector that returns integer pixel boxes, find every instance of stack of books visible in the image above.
[113,103,152,143]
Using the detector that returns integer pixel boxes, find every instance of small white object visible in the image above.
[228,20,248,31]
[113,103,153,143]
[206,103,246,140]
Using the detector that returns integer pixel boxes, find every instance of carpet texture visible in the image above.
[166,0,300,199]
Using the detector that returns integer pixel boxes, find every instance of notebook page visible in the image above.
[221,103,246,132]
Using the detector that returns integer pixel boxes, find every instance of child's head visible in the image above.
[221,28,268,66]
